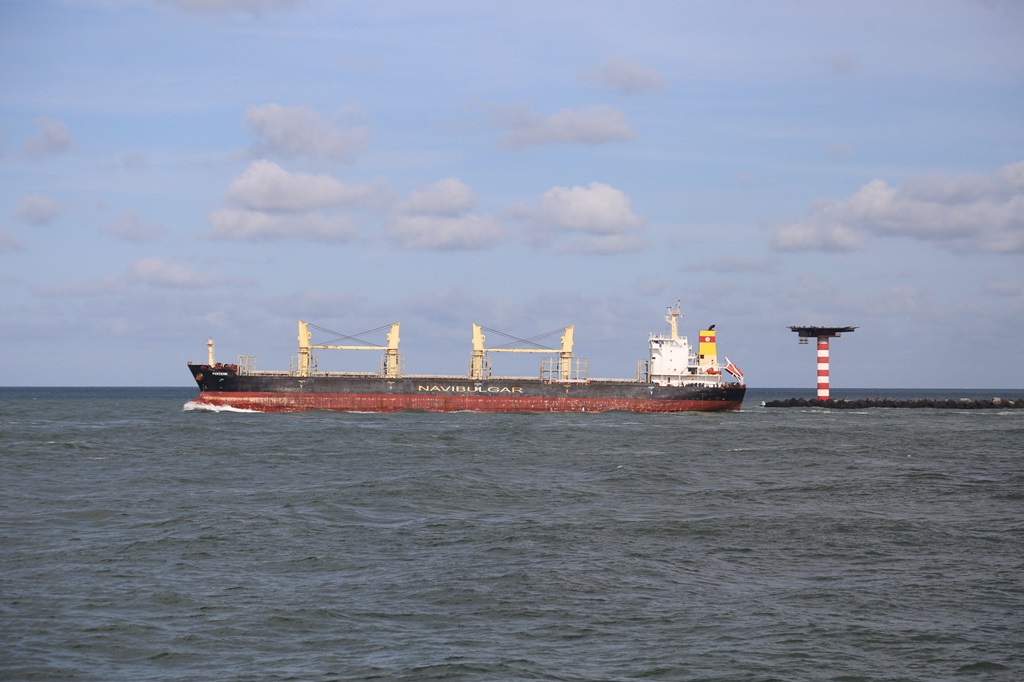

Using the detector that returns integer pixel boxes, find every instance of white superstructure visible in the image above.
[647,301,744,387]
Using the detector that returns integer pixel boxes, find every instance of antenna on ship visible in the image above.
[207,338,215,366]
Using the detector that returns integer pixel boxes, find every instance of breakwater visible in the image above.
[764,397,1024,409]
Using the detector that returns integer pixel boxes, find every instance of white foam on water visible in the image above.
[182,401,261,414]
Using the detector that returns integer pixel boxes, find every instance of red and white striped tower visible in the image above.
[788,326,858,401]
[817,336,831,400]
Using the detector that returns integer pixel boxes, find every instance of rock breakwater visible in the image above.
[764,397,1024,409]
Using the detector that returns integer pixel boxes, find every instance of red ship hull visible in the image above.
[189,390,744,413]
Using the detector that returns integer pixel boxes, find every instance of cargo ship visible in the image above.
[186,302,746,413]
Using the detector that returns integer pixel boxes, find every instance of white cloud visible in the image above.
[209,208,357,242]
[771,161,1024,254]
[770,219,868,252]
[387,214,502,250]
[36,259,233,297]
[579,57,665,93]
[100,211,166,243]
[208,160,377,242]
[14,194,65,225]
[130,257,227,288]
[491,104,636,149]
[386,178,501,250]
[511,181,645,253]
[0,229,25,253]
[985,278,1024,297]
[25,118,72,158]
[1002,160,1024,189]
[226,160,375,211]
[245,104,370,161]
[534,182,643,234]
[400,177,475,216]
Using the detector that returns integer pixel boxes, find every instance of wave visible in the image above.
[182,401,260,414]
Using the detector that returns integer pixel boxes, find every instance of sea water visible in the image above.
[1,387,1021,681]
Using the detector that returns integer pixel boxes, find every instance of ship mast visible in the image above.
[666,299,682,341]
[558,326,574,381]
[297,322,313,377]
[470,324,489,380]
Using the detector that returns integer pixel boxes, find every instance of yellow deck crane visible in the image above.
[469,324,580,382]
[296,320,402,378]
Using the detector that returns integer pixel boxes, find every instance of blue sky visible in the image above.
[2,0,1022,388]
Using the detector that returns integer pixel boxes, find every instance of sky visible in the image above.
[1,0,1022,389]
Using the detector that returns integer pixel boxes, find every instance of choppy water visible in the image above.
[2,387,1022,681]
